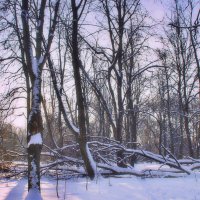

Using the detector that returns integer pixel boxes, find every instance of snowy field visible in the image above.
[1,163,200,200]
[1,175,200,200]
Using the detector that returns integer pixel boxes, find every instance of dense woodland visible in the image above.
[0,0,200,197]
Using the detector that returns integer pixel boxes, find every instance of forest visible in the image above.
[0,0,200,199]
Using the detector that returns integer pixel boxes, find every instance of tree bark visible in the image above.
[71,0,95,178]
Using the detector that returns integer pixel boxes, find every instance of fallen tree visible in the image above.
[2,137,200,179]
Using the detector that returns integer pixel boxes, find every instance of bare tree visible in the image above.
[21,0,60,192]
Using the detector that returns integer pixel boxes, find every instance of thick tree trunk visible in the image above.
[71,0,95,178]
[58,109,64,148]
[184,107,194,157]
[190,28,200,157]
[165,68,174,155]
[27,77,43,191]
[21,0,44,191]
[178,94,184,158]
[21,0,60,191]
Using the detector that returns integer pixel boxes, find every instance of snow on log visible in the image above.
[86,143,96,176]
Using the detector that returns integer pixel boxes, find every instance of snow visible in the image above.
[25,189,42,200]
[86,143,96,176]
[28,133,42,147]
[69,121,80,134]
[1,172,200,200]
[32,57,38,77]
[28,78,41,125]
[29,48,39,78]
[38,56,44,65]
[28,61,41,125]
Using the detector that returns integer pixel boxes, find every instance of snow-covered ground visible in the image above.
[1,175,200,200]
[1,163,200,200]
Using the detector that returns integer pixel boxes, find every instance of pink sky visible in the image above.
[141,0,168,20]
[8,0,171,129]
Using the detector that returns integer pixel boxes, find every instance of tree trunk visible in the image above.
[21,0,60,191]
[21,0,44,191]
[71,0,95,178]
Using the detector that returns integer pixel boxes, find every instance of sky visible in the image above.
[141,0,166,20]
[5,0,169,129]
